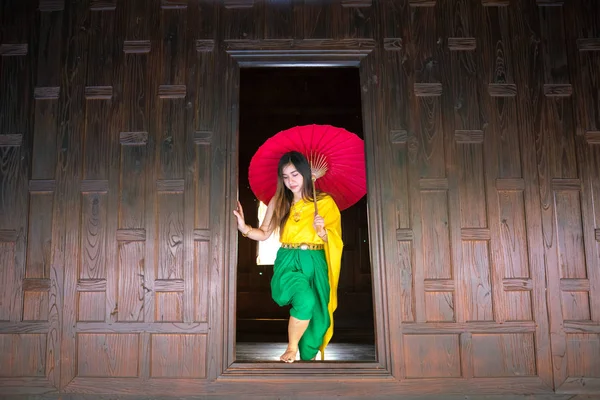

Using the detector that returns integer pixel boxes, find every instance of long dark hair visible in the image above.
[270,151,324,233]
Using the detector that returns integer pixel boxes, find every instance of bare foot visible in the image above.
[280,347,298,363]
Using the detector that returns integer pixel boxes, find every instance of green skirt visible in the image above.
[271,247,331,360]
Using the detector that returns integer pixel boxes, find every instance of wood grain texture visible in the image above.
[498,192,530,278]
[194,241,210,322]
[0,243,17,322]
[421,192,452,279]
[79,194,107,280]
[117,242,144,322]
[462,241,494,322]
[23,292,49,322]
[195,40,215,52]
[39,0,65,12]
[566,0,600,331]
[414,83,443,97]
[157,194,184,279]
[0,134,23,146]
[0,44,28,56]
[487,84,517,97]
[158,85,186,98]
[119,131,148,145]
[447,37,476,51]
[150,334,207,378]
[512,0,567,389]
[0,334,46,376]
[161,0,187,9]
[585,131,600,144]
[25,194,53,280]
[84,86,113,100]
[33,87,60,100]
[89,0,116,11]
[505,291,533,321]
[155,292,183,322]
[472,333,536,377]
[403,334,460,377]
[77,334,139,377]
[577,38,600,51]
[76,279,106,292]
[123,40,151,54]
[341,0,372,7]
[78,292,105,322]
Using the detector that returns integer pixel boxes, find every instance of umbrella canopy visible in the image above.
[248,124,366,211]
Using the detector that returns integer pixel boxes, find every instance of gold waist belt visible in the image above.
[281,243,324,251]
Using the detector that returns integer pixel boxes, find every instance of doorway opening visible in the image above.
[235,67,375,362]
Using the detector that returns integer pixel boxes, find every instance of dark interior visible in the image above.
[236,68,375,350]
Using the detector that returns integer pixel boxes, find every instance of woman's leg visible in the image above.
[271,248,329,362]
[280,316,310,362]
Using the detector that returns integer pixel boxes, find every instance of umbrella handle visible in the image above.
[312,176,324,236]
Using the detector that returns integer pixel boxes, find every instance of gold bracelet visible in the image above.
[242,227,252,237]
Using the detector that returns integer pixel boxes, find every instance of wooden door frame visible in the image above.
[221,39,392,377]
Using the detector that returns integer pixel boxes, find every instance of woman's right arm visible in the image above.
[233,198,276,241]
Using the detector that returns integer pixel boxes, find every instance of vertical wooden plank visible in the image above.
[564,0,600,323]
[195,241,210,322]
[221,2,263,40]
[142,0,161,335]
[0,4,34,327]
[421,192,452,280]
[477,2,507,325]
[155,9,187,321]
[509,0,556,389]
[338,1,374,39]
[0,242,16,322]
[118,241,145,322]
[157,193,184,280]
[457,142,486,228]
[157,8,187,181]
[386,35,418,323]
[303,1,335,39]
[25,194,54,280]
[79,193,107,280]
[59,0,90,389]
[33,3,64,390]
[537,3,578,389]
[461,241,493,321]
[104,0,127,329]
[83,10,114,181]
[405,1,445,326]
[357,4,394,376]
[196,0,218,40]
[183,2,200,325]
[264,0,296,39]
[118,1,152,332]
[210,41,232,378]
[437,0,464,326]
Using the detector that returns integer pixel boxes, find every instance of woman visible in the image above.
[233,151,343,363]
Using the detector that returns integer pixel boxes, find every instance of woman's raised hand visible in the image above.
[233,201,246,230]
[313,213,325,232]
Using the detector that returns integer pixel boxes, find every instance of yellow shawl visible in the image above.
[280,194,343,359]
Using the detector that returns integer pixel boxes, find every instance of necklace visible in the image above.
[290,200,304,222]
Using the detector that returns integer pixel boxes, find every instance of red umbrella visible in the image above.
[248,124,366,211]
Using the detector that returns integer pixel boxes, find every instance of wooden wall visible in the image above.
[0,0,599,397]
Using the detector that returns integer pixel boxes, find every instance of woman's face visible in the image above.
[281,163,304,197]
